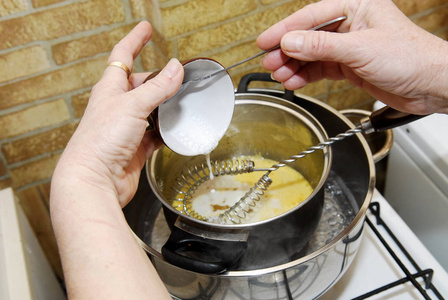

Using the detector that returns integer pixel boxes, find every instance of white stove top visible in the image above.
[321,190,448,299]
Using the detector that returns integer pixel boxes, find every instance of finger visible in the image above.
[282,74,308,91]
[271,59,301,82]
[141,130,163,160]
[102,21,153,89]
[257,0,349,50]
[281,30,363,65]
[129,72,152,89]
[128,58,184,117]
[280,61,345,90]
[261,48,291,71]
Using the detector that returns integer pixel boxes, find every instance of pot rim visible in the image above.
[136,90,375,277]
[146,94,332,229]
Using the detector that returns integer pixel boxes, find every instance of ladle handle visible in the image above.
[361,106,428,134]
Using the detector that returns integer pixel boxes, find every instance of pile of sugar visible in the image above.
[173,113,221,156]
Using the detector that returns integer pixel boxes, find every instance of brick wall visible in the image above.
[0,0,447,279]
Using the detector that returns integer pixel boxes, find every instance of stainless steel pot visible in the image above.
[123,73,412,299]
[147,95,332,273]
[124,103,372,298]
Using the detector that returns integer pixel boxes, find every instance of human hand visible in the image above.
[53,21,184,207]
[257,0,448,114]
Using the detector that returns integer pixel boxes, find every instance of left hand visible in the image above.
[54,21,184,207]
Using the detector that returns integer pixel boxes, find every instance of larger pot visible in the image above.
[124,74,380,299]
[148,90,332,273]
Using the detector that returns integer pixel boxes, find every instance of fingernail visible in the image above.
[282,34,304,52]
[161,58,181,79]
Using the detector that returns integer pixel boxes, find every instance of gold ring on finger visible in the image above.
[107,61,131,78]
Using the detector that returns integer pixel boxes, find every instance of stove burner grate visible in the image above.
[355,202,444,300]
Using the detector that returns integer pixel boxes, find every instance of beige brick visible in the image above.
[15,185,63,279]
[0,46,51,83]
[129,0,162,30]
[327,86,373,110]
[0,99,70,140]
[149,27,171,57]
[437,28,448,40]
[176,1,308,59]
[298,79,327,98]
[329,79,353,91]
[10,153,60,188]
[0,55,107,110]
[141,44,169,72]
[52,24,136,65]
[0,0,125,51]
[129,0,147,18]
[356,100,376,111]
[210,40,261,69]
[31,0,64,8]
[0,178,13,190]
[261,0,296,4]
[414,6,448,33]
[2,122,77,164]
[38,182,51,206]
[72,91,91,119]
[161,0,258,38]
[0,159,7,177]
[393,0,446,16]
[0,0,28,17]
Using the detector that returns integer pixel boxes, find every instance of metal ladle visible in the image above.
[176,16,347,94]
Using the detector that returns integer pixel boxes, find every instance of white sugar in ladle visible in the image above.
[146,58,235,157]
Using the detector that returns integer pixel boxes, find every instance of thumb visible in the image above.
[129,58,184,115]
[281,30,354,63]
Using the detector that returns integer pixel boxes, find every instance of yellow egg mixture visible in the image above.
[172,156,314,223]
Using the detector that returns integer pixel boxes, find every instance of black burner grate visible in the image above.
[353,202,445,300]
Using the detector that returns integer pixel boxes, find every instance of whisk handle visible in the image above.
[361,106,428,134]
[162,226,247,274]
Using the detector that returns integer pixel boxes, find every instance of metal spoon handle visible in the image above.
[192,16,347,82]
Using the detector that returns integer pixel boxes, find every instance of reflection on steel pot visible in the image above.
[339,109,394,163]
[123,78,378,299]
[148,95,332,273]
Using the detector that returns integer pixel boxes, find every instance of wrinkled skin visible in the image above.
[257,0,448,115]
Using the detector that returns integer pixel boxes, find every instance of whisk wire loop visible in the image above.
[213,159,255,176]
[218,127,363,223]
[217,174,273,224]
[170,126,363,224]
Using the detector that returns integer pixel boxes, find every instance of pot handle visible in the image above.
[162,226,248,274]
[236,73,295,102]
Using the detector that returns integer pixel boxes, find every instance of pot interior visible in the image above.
[147,95,330,227]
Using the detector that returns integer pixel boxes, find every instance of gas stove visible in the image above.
[321,190,448,299]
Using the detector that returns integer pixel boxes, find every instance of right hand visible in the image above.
[257,0,448,115]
